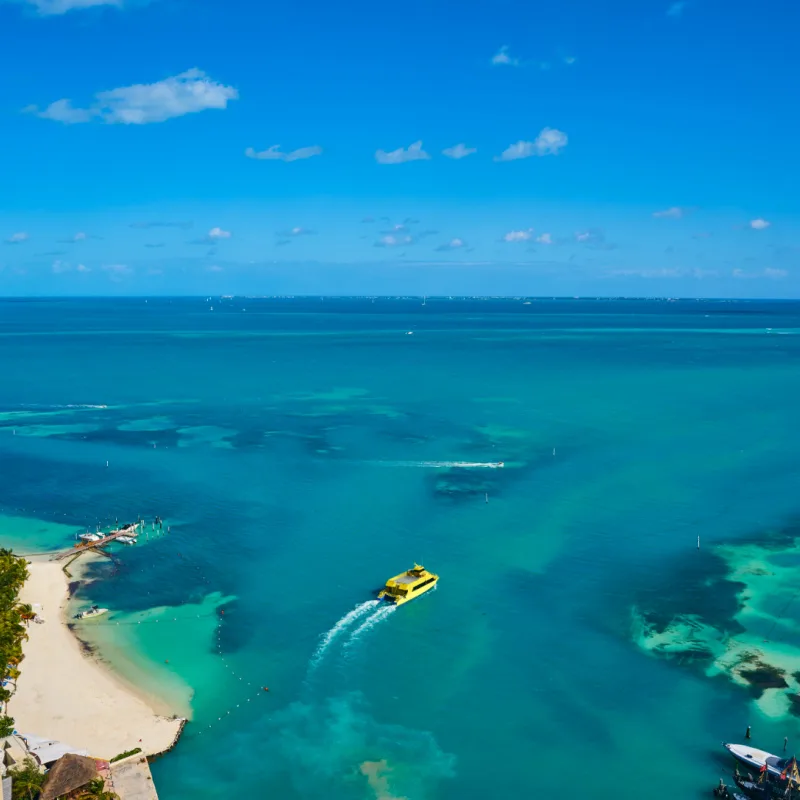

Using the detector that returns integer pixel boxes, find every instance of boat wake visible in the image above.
[342,603,396,651]
[307,600,379,674]
[369,460,504,469]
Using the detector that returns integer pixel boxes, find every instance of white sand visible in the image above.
[7,556,183,759]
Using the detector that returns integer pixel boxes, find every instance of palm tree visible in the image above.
[78,778,119,799]
[0,685,12,713]
[16,604,34,626]
[8,757,45,800]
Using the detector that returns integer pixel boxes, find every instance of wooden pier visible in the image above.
[56,522,140,560]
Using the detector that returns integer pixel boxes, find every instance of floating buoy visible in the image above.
[263,687,269,692]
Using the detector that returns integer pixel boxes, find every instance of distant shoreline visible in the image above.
[7,551,185,760]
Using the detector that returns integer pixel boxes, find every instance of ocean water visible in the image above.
[2,297,800,799]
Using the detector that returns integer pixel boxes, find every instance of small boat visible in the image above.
[719,759,800,800]
[713,777,749,800]
[76,605,108,620]
[116,536,137,545]
[724,744,800,785]
[78,532,102,543]
[377,564,438,606]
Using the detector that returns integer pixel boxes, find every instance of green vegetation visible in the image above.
[0,547,31,735]
[8,757,45,800]
[109,747,142,763]
[77,778,119,799]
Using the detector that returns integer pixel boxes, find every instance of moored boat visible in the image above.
[75,605,108,620]
[724,744,793,780]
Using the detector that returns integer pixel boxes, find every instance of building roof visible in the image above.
[18,734,89,766]
[40,753,98,800]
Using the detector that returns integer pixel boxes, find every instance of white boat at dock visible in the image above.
[116,535,137,545]
[723,742,793,779]
[78,533,102,543]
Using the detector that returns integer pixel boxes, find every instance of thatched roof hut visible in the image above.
[40,753,98,800]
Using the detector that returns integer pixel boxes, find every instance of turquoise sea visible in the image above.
[2,297,800,799]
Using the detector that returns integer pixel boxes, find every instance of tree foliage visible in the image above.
[78,778,119,799]
[0,548,31,736]
[8,757,45,800]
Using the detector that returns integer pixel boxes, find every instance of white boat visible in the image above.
[724,743,792,778]
[116,536,137,545]
[78,532,102,543]
[76,605,108,620]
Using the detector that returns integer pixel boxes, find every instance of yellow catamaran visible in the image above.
[377,564,438,605]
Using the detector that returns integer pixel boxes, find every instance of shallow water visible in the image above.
[2,297,800,799]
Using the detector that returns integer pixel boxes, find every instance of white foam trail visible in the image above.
[308,600,379,671]
[343,603,396,650]
[369,460,503,469]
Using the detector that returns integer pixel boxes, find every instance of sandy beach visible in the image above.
[7,555,184,760]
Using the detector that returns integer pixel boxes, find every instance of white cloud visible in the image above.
[58,230,94,243]
[12,0,122,15]
[206,265,224,273]
[375,141,431,165]
[750,218,771,230]
[491,46,519,66]
[442,143,477,160]
[50,259,89,273]
[667,1,686,16]
[535,233,553,245]
[732,267,786,279]
[564,56,577,65]
[5,232,29,244]
[691,268,719,278]
[245,145,322,162]
[494,128,568,161]
[653,206,685,219]
[29,69,237,125]
[574,229,612,248]
[609,268,684,278]
[503,229,533,243]
[102,263,132,278]
[277,226,315,237]
[374,234,413,247]
[435,238,467,251]
[208,227,231,240]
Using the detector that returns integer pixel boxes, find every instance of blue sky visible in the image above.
[1,0,799,297]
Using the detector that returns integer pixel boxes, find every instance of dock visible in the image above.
[56,523,141,560]
[109,754,159,800]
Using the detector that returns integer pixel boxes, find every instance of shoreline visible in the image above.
[7,552,186,760]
